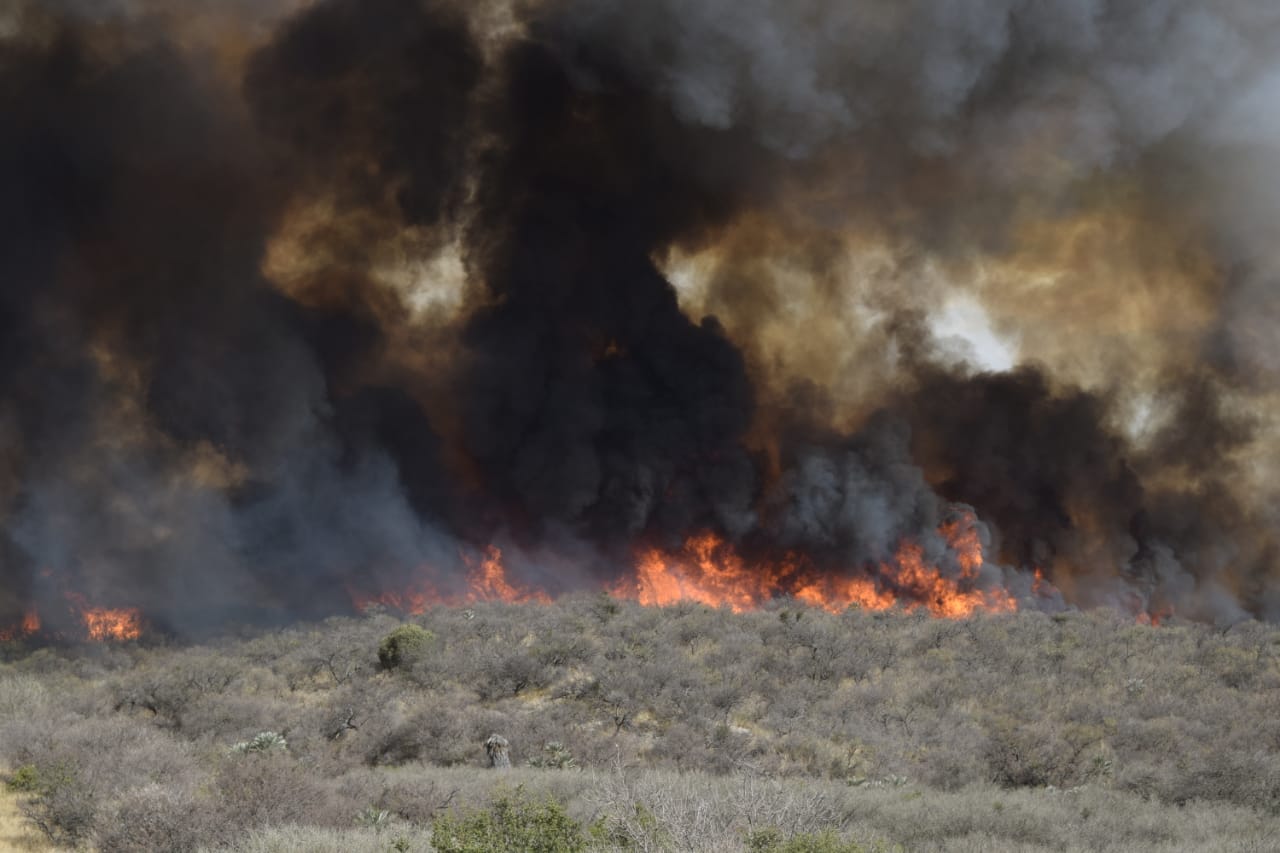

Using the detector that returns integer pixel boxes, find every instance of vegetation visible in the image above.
[0,598,1276,851]
[378,625,435,671]
[431,787,586,853]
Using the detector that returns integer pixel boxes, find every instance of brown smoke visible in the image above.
[1,0,1279,636]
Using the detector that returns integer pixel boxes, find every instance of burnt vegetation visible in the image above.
[1,602,1278,851]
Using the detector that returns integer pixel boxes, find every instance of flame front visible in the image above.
[80,606,143,641]
[463,545,550,605]
[613,512,1018,617]
[0,594,142,643]
[350,544,548,615]
[614,533,782,612]
[4,518,1027,636]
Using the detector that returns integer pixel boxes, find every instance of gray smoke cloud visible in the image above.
[552,1,1278,163]
[0,0,1277,635]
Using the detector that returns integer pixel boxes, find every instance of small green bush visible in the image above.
[747,827,869,853]
[5,761,76,797]
[378,624,435,670]
[7,763,40,792]
[431,788,586,853]
[526,741,577,770]
[16,762,93,846]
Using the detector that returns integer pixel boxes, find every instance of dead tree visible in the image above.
[327,707,359,741]
[485,734,511,769]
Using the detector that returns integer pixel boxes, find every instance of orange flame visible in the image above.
[350,544,549,615]
[63,592,143,641]
[0,608,40,641]
[463,545,551,605]
[2,596,144,643]
[613,533,781,612]
[79,606,143,641]
[1136,605,1174,626]
[793,575,897,612]
[612,512,1017,617]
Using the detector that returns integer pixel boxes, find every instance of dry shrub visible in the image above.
[213,752,347,837]
[9,714,205,846]
[377,775,461,825]
[97,782,211,853]
[208,824,433,853]
[0,673,49,721]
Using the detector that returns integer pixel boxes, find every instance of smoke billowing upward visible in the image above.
[2,0,1279,636]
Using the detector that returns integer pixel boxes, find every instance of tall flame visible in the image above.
[463,545,551,605]
[616,532,781,612]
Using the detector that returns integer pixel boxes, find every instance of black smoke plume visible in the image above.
[2,0,1279,634]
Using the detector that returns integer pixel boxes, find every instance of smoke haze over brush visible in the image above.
[2,0,1280,633]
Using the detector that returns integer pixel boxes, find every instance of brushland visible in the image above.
[0,599,1277,852]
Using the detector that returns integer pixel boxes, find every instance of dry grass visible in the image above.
[0,785,59,852]
[1,603,1278,850]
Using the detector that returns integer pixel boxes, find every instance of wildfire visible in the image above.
[0,608,40,641]
[0,594,142,643]
[463,545,551,605]
[877,540,1015,617]
[80,606,143,641]
[1,518,1034,639]
[350,544,549,615]
[615,533,781,612]
[64,593,143,641]
[1136,605,1174,627]
[612,512,1019,617]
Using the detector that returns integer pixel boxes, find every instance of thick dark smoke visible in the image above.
[457,39,768,549]
[2,0,1279,634]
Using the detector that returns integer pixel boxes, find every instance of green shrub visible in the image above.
[526,741,577,770]
[431,788,586,853]
[7,763,40,792]
[747,827,869,853]
[5,761,76,797]
[378,624,435,670]
[16,762,94,846]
